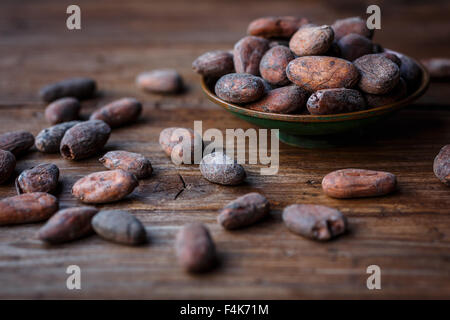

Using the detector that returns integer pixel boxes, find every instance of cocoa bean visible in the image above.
[289,25,334,56]
[35,121,81,153]
[331,16,373,41]
[0,149,16,184]
[337,33,374,61]
[354,54,400,94]
[192,50,234,78]
[45,97,80,125]
[259,45,295,86]
[200,152,246,185]
[421,58,450,80]
[433,145,450,186]
[364,78,407,109]
[247,85,307,114]
[90,97,142,128]
[0,130,35,156]
[136,69,183,94]
[39,77,96,102]
[16,163,59,194]
[215,73,265,104]
[247,16,309,39]
[398,53,422,92]
[307,88,365,115]
[233,36,270,75]
[159,127,203,164]
[99,150,152,179]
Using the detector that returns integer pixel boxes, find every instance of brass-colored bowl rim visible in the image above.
[201,55,430,123]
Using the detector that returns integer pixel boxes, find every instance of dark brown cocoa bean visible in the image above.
[331,16,373,41]
[215,73,265,104]
[92,210,147,245]
[337,33,374,61]
[218,193,270,229]
[99,150,152,179]
[38,206,98,244]
[72,169,138,204]
[175,223,216,273]
[192,50,234,78]
[259,45,295,86]
[421,58,450,80]
[60,120,111,160]
[16,163,59,194]
[0,192,58,225]
[39,77,97,102]
[354,54,400,94]
[0,149,15,184]
[45,97,80,125]
[322,168,397,198]
[136,69,183,94]
[247,85,308,114]
[364,78,407,108]
[233,36,270,75]
[35,121,81,153]
[283,204,347,241]
[247,16,309,39]
[433,145,450,186]
[0,130,34,156]
[286,56,359,92]
[289,25,334,56]
[200,152,246,185]
[324,41,341,57]
[398,53,422,92]
[307,88,365,115]
[90,98,142,128]
[159,127,203,164]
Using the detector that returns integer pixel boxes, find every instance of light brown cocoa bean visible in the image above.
[289,25,334,56]
[331,16,373,41]
[259,45,295,86]
[100,150,152,179]
[192,50,234,78]
[45,97,80,125]
[247,85,308,114]
[247,16,309,39]
[433,145,450,186]
[233,36,270,75]
[90,98,142,128]
[136,69,183,94]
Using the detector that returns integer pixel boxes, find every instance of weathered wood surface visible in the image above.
[0,0,449,299]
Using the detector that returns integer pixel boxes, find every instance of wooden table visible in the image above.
[0,0,449,299]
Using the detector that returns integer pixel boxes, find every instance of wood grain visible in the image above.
[0,0,449,299]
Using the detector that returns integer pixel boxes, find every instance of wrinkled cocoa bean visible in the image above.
[90,97,142,128]
[200,152,246,185]
[218,193,270,229]
[215,73,265,104]
[100,150,152,179]
[283,204,347,241]
[433,145,450,186]
[35,121,81,153]
[39,77,97,102]
[0,149,15,184]
[322,168,397,198]
[159,127,203,165]
[175,223,216,273]
[286,56,359,92]
[60,120,111,160]
[378,52,401,67]
[136,69,183,94]
[247,16,309,39]
[337,33,374,61]
[92,210,147,245]
[307,88,365,115]
[421,58,450,80]
[0,130,34,156]
[259,45,295,86]
[0,192,58,225]
[247,85,308,114]
[289,25,334,56]
[45,97,80,125]
[192,50,235,78]
[233,36,270,75]
[72,169,138,204]
[364,78,407,108]
[38,206,98,244]
[16,163,59,194]
[331,16,373,41]
[354,54,400,94]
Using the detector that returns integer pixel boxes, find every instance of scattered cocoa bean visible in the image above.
[0,130,35,156]
[322,168,397,198]
[337,33,374,61]
[60,120,111,160]
[16,163,59,194]
[364,78,407,108]
[175,223,216,273]
[247,16,309,39]
[433,145,450,186]
[0,149,16,184]
[259,45,295,86]
[286,56,359,92]
[35,121,81,153]
[72,169,138,204]
[90,97,142,128]
[331,16,373,41]
[136,69,183,94]
[233,36,270,75]
[92,210,147,245]
[354,54,400,94]
[39,77,97,102]
[421,58,450,80]
[282,204,347,241]
[38,206,98,244]
[192,50,235,78]
[0,192,58,225]
[159,127,203,164]
[247,85,308,114]
[99,150,152,179]
[200,152,246,185]
[45,97,81,125]
[218,193,270,229]
[307,88,365,115]
[215,73,265,104]
[289,25,334,56]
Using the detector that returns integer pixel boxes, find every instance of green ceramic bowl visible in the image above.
[201,56,429,148]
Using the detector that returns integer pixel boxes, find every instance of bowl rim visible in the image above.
[201,55,430,123]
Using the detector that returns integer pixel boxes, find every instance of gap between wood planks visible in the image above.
[173,173,187,200]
